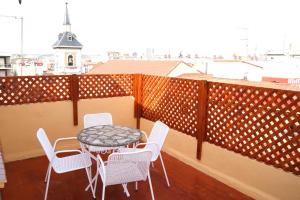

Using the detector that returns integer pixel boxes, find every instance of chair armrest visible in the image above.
[135,142,160,156]
[53,137,78,150]
[141,131,148,142]
[136,142,159,149]
[135,142,147,148]
[54,149,82,155]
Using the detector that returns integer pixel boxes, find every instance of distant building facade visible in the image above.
[52,2,83,74]
[262,77,300,84]
[195,60,263,81]
[0,54,13,76]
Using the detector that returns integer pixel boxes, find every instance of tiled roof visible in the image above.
[52,32,83,49]
[88,60,191,76]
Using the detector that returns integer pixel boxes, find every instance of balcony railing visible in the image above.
[0,74,299,177]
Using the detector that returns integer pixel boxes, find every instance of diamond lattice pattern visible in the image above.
[78,74,133,99]
[141,75,200,137]
[206,82,300,175]
[0,76,71,105]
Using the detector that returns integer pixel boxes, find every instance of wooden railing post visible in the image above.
[133,74,142,129]
[196,80,208,159]
[70,74,79,126]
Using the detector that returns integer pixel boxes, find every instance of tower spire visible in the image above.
[63,2,71,32]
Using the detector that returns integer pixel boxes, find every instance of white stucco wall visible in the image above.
[15,66,42,76]
[207,62,262,81]
[261,61,300,78]
[168,63,200,77]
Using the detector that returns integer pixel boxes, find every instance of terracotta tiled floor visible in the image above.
[3,152,253,200]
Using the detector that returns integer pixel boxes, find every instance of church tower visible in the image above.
[52,2,83,74]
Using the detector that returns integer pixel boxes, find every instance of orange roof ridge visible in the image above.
[88,60,190,76]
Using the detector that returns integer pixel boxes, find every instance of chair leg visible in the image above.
[122,183,130,197]
[85,167,95,198]
[147,170,155,200]
[93,172,98,195]
[159,153,170,187]
[102,185,106,200]
[44,164,50,182]
[85,171,97,191]
[44,167,52,200]
[135,181,138,191]
[89,166,92,180]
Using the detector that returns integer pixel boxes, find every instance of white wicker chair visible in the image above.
[119,120,170,187]
[83,113,117,153]
[95,150,155,200]
[37,128,95,200]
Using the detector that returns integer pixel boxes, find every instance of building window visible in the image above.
[68,55,74,66]
[68,34,72,41]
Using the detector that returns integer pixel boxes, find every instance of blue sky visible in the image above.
[1,0,300,55]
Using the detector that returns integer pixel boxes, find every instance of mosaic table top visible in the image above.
[77,125,142,147]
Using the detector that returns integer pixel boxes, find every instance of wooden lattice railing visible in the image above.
[0,74,134,125]
[0,74,133,105]
[78,74,133,99]
[206,82,300,175]
[141,75,201,137]
[138,75,208,158]
[0,76,71,105]
[0,74,299,175]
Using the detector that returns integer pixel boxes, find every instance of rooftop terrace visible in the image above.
[0,74,299,199]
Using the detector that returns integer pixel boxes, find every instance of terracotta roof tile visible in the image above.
[88,60,185,76]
